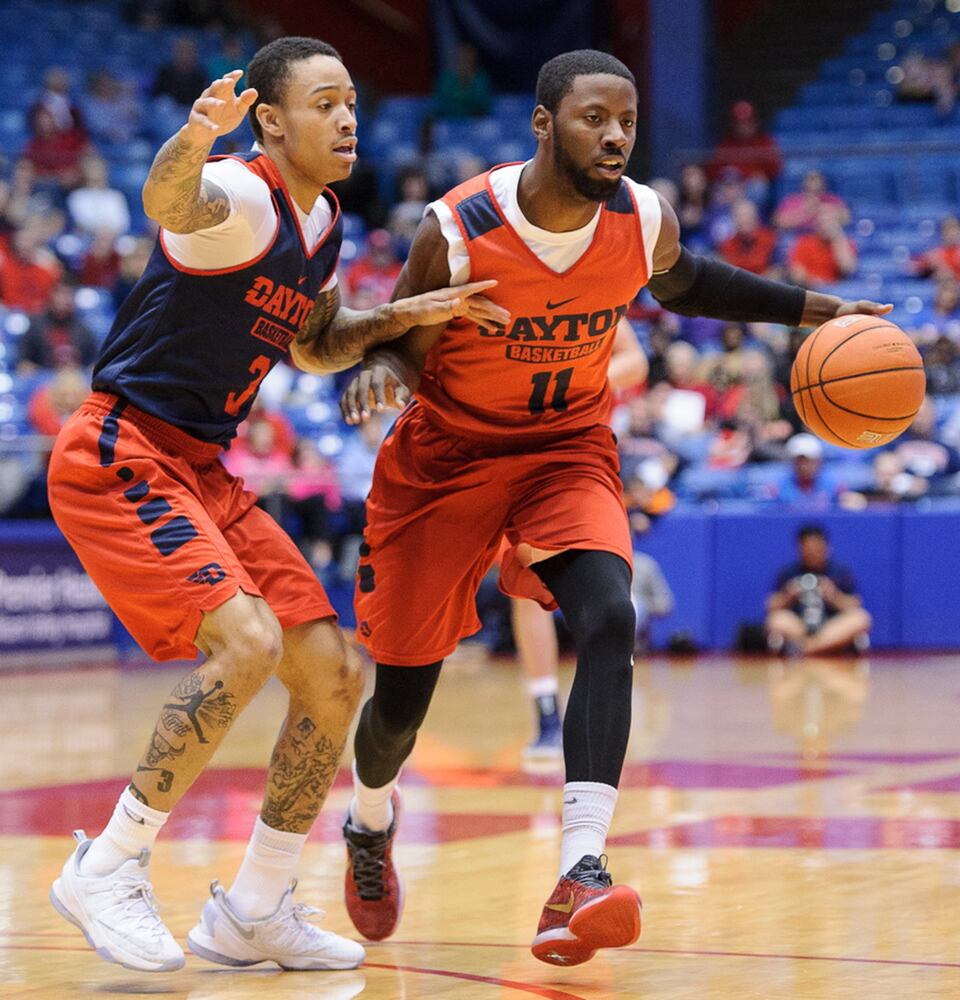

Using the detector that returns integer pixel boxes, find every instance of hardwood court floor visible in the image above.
[2,649,960,999]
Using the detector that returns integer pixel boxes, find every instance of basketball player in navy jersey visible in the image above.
[323,50,893,966]
[46,37,506,974]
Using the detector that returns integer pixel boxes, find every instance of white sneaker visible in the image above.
[50,830,185,972]
[187,880,365,971]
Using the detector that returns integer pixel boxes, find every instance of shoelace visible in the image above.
[292,902,327,924]
[110,876,168,938]
[349,842,389,900]
[273,902,335,950]
[567,854,614,890]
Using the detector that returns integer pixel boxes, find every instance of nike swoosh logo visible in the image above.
[298,275,308,285]
[221,906,256,940]
[122,805,145,825]
[545,893,576,914]
[563,798,578,805]
[545,296,579,311]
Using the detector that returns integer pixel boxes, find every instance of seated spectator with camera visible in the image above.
[766,524,871,655]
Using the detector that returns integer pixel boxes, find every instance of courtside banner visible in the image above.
[0,522,112,659]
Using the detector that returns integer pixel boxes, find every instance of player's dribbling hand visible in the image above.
[835,300,894,319]
[182,70,258,144]
[391,280,511,331]
[340,362,411,425]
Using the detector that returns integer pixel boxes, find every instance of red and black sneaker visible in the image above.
[342,790,404,941]
[531,854,641,966]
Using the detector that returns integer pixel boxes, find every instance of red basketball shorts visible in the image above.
[48,393,335,661]
[355,404,632,666]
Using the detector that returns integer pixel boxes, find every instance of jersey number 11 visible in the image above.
[528,367,573,414]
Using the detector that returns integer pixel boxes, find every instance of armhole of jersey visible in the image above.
[428,200,471,285]
[160,195,281,277]
[627,180,662,283]
[320,253,339,291]
[160,160,281,275]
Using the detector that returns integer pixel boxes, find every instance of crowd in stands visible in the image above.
[3,7,960,591]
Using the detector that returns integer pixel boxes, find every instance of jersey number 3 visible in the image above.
[225,355,270,416]
[528,367,573,414]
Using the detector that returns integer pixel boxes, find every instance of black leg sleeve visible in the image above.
[353,661,442,788]
[533,550,636,787]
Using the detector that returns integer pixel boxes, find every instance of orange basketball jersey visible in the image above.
[416,166,654,438]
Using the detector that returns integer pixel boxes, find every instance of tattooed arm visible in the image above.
[142,70,257,233]
[290,262,510,375]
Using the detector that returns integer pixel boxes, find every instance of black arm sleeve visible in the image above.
[648,245,806,326]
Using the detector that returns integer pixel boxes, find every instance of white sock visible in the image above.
[349,759,397,833]
[80,786,169,876]
[527,675,559,700]
[559,781,618,876]
[226,816,308,920]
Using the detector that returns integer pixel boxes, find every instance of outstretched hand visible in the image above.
[391,279,511,331]
[183,70,258,144]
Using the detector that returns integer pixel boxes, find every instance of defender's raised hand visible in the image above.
[183,70,258,143]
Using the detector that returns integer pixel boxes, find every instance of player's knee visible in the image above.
[587,594,636,649]
[342,643,365,709]
[228,613,284,681]
[370,695,424,744]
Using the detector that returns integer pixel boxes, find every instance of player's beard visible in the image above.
[552,132,622,202]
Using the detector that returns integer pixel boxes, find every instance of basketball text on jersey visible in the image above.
[478,302,630,364]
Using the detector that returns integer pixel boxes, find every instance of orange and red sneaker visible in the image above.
[342,790,403,941]
[531,854,641,966]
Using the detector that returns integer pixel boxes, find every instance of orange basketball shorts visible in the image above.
[355,404,632,666]
[48,393,335,661]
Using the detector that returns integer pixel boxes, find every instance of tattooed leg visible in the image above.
[126,666,242,811]
[259,621,364,833]
[123,590,282,812]
[261,715,348,832]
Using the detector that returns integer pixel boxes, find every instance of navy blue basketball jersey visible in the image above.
[93,151,342,445]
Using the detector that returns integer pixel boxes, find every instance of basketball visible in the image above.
[790,314,926,449]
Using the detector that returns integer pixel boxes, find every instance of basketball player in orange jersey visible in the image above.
[313,50,891,966]
[45,37,505,975]
[515,320,648,766]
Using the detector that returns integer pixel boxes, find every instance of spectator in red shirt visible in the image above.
[774,169,850,232]
[708,100,782,184]
[916,216,960,281]
[343,229,402,308]
[719,199,778,276]
[79,230,122,289]
[0,218,61,313]
[24,106,89,189]
[788,206,857,287]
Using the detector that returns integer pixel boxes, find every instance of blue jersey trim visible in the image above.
[457,190,504,241]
